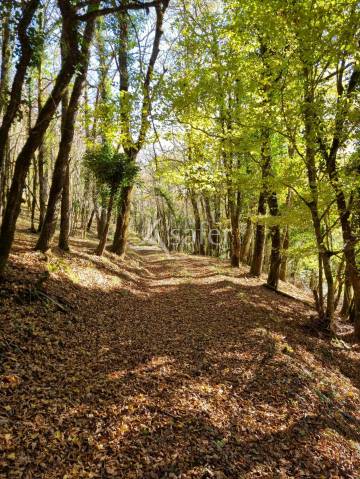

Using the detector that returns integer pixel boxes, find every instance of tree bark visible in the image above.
[279,189,292,281]
[250,191,266,276]
[267,192,282,290]
[0,0,81,275]
[311,57,360,334]
[340,262,353,318]
[251,124,273,275]
[87,207,95,233]
[203,195,216,255]
[230,209,241,267]
[303,70,334,329]
[112,185,133,257]
[58,163,70,251]
[190,192,204,255]
[35,8,96,252]
[240,217,253,263]
[0,0,40,182]
[37,36,47,231]
[97,207,106,239]
[0,0,12,116]
[30,158,38,233]
[96,188,115,256]
[110,2,169,258]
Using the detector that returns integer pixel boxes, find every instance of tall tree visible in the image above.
[112,0,170,257]
[0,0,40,210]
[0,0,81,274]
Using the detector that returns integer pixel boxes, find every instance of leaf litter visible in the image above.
[0,228,359,478]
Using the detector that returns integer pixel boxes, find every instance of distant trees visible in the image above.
[132,0,360,338]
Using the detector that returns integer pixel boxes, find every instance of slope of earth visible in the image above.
[1,228,360,479]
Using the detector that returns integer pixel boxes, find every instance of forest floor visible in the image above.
[1,226,360,479]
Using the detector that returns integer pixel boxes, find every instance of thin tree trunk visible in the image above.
[340,262,353,318]
[97,208,106,239]
[267,191,282,290]
[0,1,81,275]
[334,256,345,311]
[28,79,38,233]
[0,0,12,116]
[203,195,214,255]
[0,0,40,182]
[37,44,47,231]
[240,218,253,263]
[230,212,241,267]
[303,69,334,330]
[250,128,271,276]
[30,158,38,233]
[58,163,70,251]
[35,11,96,252]
[317,61,360,338]
[279,190,292,281]
[250,194,267,275]
[87,207,95,233]
[190,192,204,255]
[96,188,115,256]
[110,2,169,258]
[112,184,133,257]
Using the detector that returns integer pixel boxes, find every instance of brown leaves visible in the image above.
[0,229,360,478]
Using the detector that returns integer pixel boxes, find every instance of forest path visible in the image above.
[1,235,360,478]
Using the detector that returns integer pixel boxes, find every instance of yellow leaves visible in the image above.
[1,374,21,388]
[117,422,129,434]
[54,430,63,441]
[0,432,14,456]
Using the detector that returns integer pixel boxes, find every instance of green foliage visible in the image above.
[83,143,139,191]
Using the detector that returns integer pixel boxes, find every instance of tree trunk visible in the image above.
[58,163,70,251]
[230,215,240,267]
[36,74,70,252]
[110,3,168,259]
[28,79,37,233]
[0,2,82,275]
[37,48,47,231]
[30,158,38,233]
[267,192,282,290]
[302,69,334,330]
[96,188,115,256]
[340,262,353,318]
[0,0,12,116]
[240,217,253,263]
[97,208,106,239]
[87,207,95,233]
[227,187,241,267]
[317,61,360,338]
[190,192,204,255]
[250,191,266,276]
[112,184,133,257]
[250,129,271,276]
[279,190,292,281]
[0,0,40,182]
[203,194,218,255]
[35,12,96,252]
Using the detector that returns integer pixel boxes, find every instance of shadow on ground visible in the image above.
[1,233,359,479]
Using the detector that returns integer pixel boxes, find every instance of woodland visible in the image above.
[0,0,360,478]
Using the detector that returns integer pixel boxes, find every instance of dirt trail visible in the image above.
[1,235,360,478]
